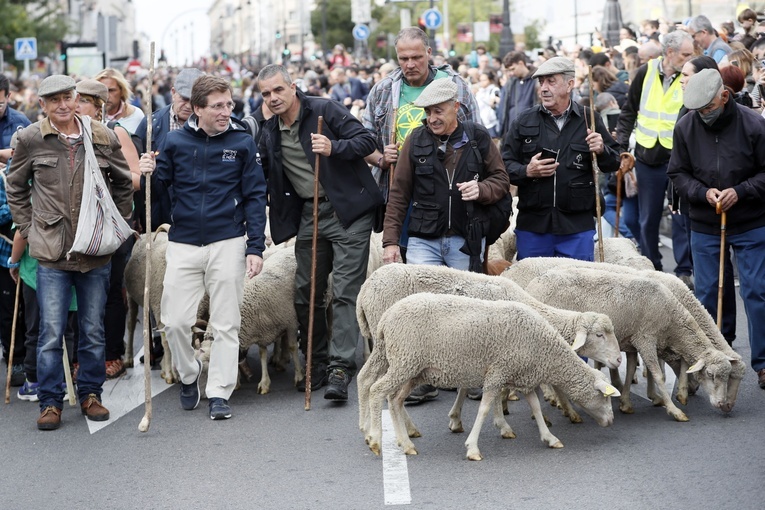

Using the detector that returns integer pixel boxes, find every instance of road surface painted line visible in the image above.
[382,409,412,505]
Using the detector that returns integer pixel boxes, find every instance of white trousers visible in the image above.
[161,237,245,400]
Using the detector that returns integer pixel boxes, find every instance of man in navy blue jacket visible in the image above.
[140,75,267,420]
[258,64,383,402]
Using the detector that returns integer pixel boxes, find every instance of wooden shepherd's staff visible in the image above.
[3,277,21,404]
[305,116,324,411]
[588,65,605,262]
[716,201,727,331]
[138,42,156,433]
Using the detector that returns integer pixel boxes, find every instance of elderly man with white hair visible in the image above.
[668,68,765,390]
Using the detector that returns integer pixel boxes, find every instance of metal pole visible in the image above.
[499,0,514,58]
[574,0,579,47]
[322,0,327,61]
[429,0,437,52]
[105,16,111,68]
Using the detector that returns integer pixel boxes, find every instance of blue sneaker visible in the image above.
[17,380,39,402]
[209,397,231,420]
[180,360,202,411]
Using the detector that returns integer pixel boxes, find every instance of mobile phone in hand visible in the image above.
[540,147,559,162]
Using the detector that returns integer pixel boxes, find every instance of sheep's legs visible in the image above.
[552,386,582,423]
[525,389,563,448]
[448,388,515,438]
[357,348,387,434]
[465,388,498,461]
[257,346,271,394]
[389,380,417,454]
[368,371,406,455]
[448,389,468,433]
[618,352,638,414]
[632,340,689,422]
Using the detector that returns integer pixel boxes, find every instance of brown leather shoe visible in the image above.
[37,406,62,431]
[80,394,110,421]
[758,369,765,389]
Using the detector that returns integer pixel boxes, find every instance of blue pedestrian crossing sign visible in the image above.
[353,24,370,41]
[14,37,37,60]
[422,9,443,30]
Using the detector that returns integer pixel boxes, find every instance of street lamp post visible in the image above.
[499,0,514,57]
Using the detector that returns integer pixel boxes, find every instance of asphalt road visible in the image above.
[1,242,762,510]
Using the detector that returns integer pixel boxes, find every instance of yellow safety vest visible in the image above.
[635,58,683,150]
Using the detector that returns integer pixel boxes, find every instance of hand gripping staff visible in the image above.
[588,65,605,262]
[305,116,324,411]
[138,42,156,433]
[716,201,727,331]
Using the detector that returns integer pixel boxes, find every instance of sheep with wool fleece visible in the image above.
[355,263,621,435]
[366,294,620,461]
[502,257,744,411]
[523,268,738,421]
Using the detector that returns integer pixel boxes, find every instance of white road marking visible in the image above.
[86,347,174,434]
[382,410,412,506]
[616,354,677,403]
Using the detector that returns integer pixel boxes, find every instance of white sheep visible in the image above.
[237,247,304,394]
[124,227,179,383]
[356,263,620,435]
[601,237,654,270]
[366,293,620,461]
[502,257,745,410]
[522,268,739,422]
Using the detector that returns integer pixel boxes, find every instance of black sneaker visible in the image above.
[180,360,201,411]
[10,364,25,387]
[405,384,439,404]
[324,368,351,401]
[296,363,328,392]
[209,398,232,420]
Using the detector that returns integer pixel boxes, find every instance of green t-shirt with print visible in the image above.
[395,70,450,146]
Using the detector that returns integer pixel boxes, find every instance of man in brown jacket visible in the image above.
[6,75,133,430]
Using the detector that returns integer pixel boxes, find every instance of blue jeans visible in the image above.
[603,192,639,240]
[516,230,596,261]
[36,263,110,409]
[406,235,483,271]
[691,226,765,371]
[634,159,668,270]
[671,213,692,276]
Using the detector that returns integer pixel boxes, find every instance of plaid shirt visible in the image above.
[169,106,183,132]
[363,65,480,198]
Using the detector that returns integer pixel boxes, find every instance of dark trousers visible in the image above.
[635,159,668,271]
[104,239,132,361]
[0,268,25,363]
[294,201,373,377]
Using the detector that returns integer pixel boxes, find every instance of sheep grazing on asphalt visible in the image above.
[523,268,739,422]
[366,294,620,461]
[356,263,620,435]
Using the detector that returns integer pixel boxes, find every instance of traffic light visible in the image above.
[448,45,456,57]
[418,17,427,32]
[275,31,282,39]
[282,45,291,62]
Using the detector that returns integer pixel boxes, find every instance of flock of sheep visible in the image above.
[122,220,744,461]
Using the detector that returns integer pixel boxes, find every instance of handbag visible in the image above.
[68,116,134,257]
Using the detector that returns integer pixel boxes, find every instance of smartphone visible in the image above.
[540,147,559,162]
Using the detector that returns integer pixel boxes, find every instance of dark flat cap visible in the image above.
[412,79,458,108]
[532,57,575,78]
[684,68,723,110]
[38,75,76,98]
[76,79,108,102]
[174,68,204,98]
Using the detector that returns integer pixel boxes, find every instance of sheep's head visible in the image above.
[573,368,620,427]
[572,312,621,369]
[686,349,740,412]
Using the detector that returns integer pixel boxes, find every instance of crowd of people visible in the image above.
[2,8,765,431]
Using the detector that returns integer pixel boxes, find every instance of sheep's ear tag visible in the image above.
[686,360,705,374]
[602,384,617,397]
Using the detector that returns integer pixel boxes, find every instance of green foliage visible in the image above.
[524,19,544,50]
[310,0,355,56]
[0,0,70,63]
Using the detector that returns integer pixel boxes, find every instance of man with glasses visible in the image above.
[258,64,383,402]
[688,15,732,64]
[139,75,267,421]
[0,74,30,388]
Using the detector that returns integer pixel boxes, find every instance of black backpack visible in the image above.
[462,122,513,246]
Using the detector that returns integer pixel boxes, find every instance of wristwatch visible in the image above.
[7,257,19,269]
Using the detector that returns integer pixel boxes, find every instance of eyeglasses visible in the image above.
[204,101,235,111]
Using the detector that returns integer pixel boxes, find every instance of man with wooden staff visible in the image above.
[503,57,620,261]
[668,69,765,390]
[257,64,382,402]
[139,75,267,420]
[6,75,133,430]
